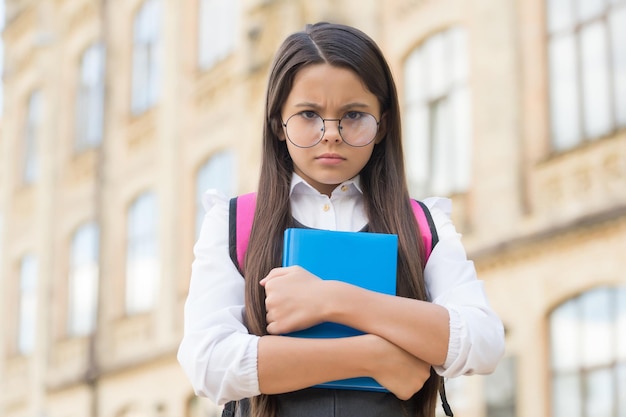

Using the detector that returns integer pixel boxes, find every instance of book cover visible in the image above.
[282,228,398,391]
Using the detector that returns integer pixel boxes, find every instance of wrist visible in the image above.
[321,280,351,323]
[358,333,385,378]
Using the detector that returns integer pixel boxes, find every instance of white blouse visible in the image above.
[177,174,505,405]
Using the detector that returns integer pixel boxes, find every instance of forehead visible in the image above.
[284,63,380,112]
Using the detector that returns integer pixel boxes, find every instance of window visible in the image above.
[547,0,626,151]
[195,150,237,237]
[485,356,517,417]
[198,0,239,69]
[131,0,161,115]
[68,222,99,336]
[18,254,38,354]
[76,43,105,151]
[549,286,626,417]
[126,192,159,314]
[23,91,42,184]
[404,27,471,197]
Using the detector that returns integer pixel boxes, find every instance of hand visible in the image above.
[365,334,432,400]
[260,266,328,335]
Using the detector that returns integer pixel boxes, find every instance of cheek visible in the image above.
[358,146,377,163]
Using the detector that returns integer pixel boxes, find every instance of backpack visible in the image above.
[224,192,453,417]
[228,192,438,274]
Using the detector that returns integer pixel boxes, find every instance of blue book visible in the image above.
[282,228,398,391]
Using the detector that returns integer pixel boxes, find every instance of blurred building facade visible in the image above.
[0,1,625,417]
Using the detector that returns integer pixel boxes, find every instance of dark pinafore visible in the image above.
[224,388,419,417]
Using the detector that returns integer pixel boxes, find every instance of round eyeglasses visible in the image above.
[282,111,380,148]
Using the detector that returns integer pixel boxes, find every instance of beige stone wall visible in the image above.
[478,215,626,416]
[1,1,624,417]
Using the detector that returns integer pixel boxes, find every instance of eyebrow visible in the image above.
[293,102,373,112]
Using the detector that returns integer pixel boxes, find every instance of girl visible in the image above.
[178,22,505,417]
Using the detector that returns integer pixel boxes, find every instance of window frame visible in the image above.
[125,191,159,315]
[549,286,626,417]
[17,254,38,355]
[195,150,237,238]
[546,0,626,151]
[403,26,472,198]
[197,0,239,70]
[75,42,106,151]
[23,91,42,185]
[67,222,100,337]
[131,0,162,115]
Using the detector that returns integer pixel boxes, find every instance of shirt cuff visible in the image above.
[433,307,466,376]
[216,335,261,405]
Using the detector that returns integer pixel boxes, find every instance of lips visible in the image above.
[316,153,346,160]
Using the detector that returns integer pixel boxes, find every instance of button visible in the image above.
[341,185,348,192]
[323,204,330,212]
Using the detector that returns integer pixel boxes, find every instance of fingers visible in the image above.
[263,270,283,333]
[264,308,286,335]
[266,321,279,335]
[259,266,295,286]
[261,266,321,334]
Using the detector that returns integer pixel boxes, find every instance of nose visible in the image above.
[321,118,342,143]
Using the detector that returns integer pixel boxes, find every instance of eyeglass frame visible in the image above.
[281,111,381,148]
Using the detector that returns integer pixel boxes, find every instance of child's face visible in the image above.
[279,63,383,197]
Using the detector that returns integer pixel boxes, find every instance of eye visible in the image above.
[343,111,364,121]
[299,111,319,120]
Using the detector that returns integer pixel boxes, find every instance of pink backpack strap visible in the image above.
[410,199,438,262]
[229,194,438,273]
[228,192,257,274]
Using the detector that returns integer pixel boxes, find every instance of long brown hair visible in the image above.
[244,22,441,417]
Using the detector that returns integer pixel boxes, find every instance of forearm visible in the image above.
[257,334,373,394]
[326,281,450,366]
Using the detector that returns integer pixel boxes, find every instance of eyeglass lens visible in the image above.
[284,112,378,147]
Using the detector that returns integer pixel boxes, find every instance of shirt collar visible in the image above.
[289,173,363,197]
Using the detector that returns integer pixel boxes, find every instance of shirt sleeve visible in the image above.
[177,190,261,405]
[422,197,505,377]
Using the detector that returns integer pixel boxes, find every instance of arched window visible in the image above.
[75,43,105,150]
[198,0,239,69]
[126,192,159,314]
[68,222,100,336]
[195,150,237,237]
[549,286,626,417]
[18,254,38,354]
[131,0,161,114]
[546,0,626,150]
[403,26,471,197]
